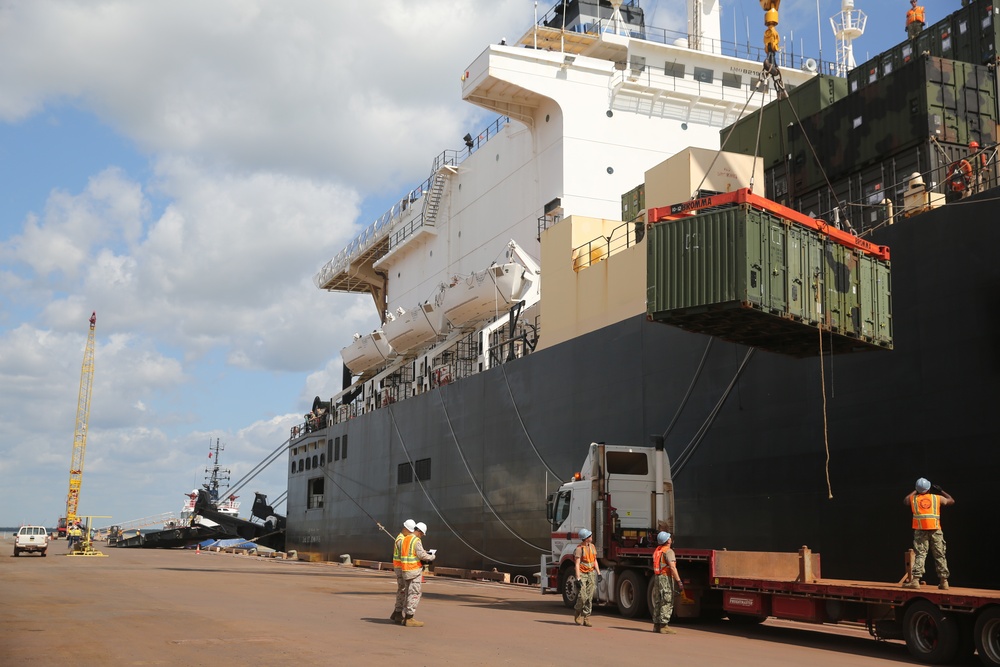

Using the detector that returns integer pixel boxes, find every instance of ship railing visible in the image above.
[572,219,644,271]
[290,411,332,440]
[314,115,510,289]
[532,1,829,76]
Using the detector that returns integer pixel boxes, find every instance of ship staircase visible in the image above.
[420,165,454,230]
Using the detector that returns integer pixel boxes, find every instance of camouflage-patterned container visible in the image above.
[720,75,848,169]
[645,205,893,357]
[788,55,996,195]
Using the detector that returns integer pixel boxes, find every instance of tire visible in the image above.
[13,548,19,557]
[41,550,47,557]
[616,569,648,619]
[559,567,579,610]
[903,600,960,665]
[974,607,1000,666]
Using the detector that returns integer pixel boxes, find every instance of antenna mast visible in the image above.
[830,0,867,77]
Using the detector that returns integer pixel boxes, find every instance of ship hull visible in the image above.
[289,191,1000,587]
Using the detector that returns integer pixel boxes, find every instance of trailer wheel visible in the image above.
[903,600,959,665]
[559,567,579,610]
[974,607,1000,666]
[616,569,648,618]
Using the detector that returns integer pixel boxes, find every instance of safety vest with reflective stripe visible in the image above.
[393,532,405,569]
[400,534,422,571]
[578,543,597,573]
[653,545,674,576]
[906,6,925,26]
[912,493,941,530]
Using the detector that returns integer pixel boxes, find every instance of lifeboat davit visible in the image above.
[438,263,528,328]
[341,330,394,375]
[382,303,447,354]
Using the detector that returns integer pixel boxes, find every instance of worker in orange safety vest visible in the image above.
[903,477,954,590]
[906,0,925,40]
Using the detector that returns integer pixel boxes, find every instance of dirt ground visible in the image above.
[0,539,949,666]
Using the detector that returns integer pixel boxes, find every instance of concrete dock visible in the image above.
[1,540,924,666]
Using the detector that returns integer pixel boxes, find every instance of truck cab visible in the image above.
[545,439,675,617]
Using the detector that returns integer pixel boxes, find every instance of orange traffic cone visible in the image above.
[196,543,201,555]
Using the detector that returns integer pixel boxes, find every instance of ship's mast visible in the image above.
[204,438,231,505]
[830,0,866,77]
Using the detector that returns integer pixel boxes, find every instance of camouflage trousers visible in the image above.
[912,529,949,580]
[402,573,423,617]
[652,574,675,625]
[394,570,406,613]
[574,571,597,617]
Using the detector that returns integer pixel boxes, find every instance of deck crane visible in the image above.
[63,311,97,532]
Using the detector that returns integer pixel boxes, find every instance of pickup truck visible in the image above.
[14,526,50,557]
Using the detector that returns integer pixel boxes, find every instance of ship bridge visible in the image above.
[462,2,817,133]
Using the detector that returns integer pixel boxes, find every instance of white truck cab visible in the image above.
[545,440,675,617]
[14,525,50,557]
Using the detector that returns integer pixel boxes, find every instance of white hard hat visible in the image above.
[403,519,416,532]
[415,522,427,534]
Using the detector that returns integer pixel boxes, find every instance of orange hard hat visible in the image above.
[970,141,980,149]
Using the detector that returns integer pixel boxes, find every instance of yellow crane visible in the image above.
[64,311,97,530]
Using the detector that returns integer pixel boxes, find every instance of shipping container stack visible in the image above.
[721,0,1000,235]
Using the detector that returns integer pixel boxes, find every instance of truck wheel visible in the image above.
[13,548,19,557]
[41,550,47,557]
[616,569,648,619]
[559,568,579,610]
[903,600,959,665]
[974,607,1000,666]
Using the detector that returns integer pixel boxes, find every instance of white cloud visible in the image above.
[0,0,528,526]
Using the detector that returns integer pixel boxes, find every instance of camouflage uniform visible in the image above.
[912,529,949,581]
[574,570,597,617]
[402,536,435,617]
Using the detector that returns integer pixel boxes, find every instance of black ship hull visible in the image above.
[288,190,1000,587]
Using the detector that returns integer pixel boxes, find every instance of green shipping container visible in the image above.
[789,55,996,195]
[720,75,848,169]
[621,183,645,223]
[646,204,892,357]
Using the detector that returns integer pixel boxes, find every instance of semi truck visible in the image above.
[542,438,1000,666]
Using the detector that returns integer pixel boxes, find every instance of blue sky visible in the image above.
[0,0,929,528]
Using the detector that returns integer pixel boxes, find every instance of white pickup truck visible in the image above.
[14,526,50,557]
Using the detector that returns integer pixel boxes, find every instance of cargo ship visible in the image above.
[286,0,1000,587]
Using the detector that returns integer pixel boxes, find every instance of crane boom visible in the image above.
[65,311,97,527]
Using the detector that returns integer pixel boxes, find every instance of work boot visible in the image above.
[659,625,677,634]
[903,579,921,589]
[582,616,592,627]
[939,580,949,590]
[573,612,582,626]
[390,611,403,623]
[653,623,661,632]
[403,616,424,627]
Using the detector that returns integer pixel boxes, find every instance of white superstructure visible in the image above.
[312,0,818,410]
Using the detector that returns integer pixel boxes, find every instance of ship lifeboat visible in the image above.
[437,263,527,328]
[341,330,394,375]
[382,302,447,354]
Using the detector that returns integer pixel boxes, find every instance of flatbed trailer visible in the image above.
[671,546,1000,666]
